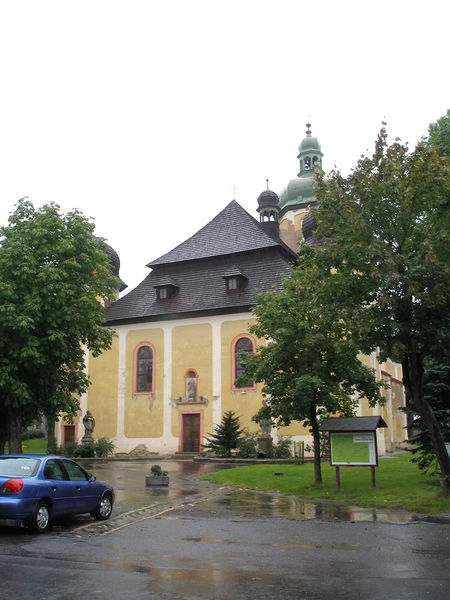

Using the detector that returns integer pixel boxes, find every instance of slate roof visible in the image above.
[105,201,296,325]
[222,265,247,278]
[148,200,291,266]
[319,416,387,432]
[152,275,179,288]
[105,248,293,324]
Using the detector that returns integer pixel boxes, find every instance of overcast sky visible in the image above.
[1,0,448,294]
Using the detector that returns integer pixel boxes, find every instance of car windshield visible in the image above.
[0,457,40,477]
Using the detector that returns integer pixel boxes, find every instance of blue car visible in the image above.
[0,454,114,533]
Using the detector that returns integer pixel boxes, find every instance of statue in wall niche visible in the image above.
[185,370,197,402]
[82,410,95,442]
[186,374,197,402]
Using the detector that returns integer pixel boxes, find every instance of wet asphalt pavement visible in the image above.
[0,459,449,599]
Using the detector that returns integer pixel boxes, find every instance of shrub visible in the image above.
[62,441,78,457]
[94,437,115,458]
[237,435,258,458]
[74,441,95,458]
[150,464,168,477]
[57,438,115,458]
[270,436,292,458]
[46,442,63,455]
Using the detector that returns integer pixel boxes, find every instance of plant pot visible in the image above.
[145,475,170,487]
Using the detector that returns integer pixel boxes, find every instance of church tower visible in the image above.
[278,123,323,252]
[256,179,280,240]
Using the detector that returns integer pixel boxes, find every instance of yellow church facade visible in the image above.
[62,320,405,456]
[56,126,408,456]
[76,314,266,454]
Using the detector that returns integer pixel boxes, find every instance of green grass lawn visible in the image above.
[203,452,450,514]
[3,438,47,454]
[19,438,48,454]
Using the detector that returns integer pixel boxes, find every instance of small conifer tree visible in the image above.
[203,410,244,457]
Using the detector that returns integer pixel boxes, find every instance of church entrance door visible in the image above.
[182,413,201,452]
[64,425,75,444]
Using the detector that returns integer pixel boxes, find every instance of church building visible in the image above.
[58,126,408,456]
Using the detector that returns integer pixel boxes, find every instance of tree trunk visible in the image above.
[46,414,56,452]
[403,355,450,493]
[7,409,22,454]
[310,404,322,484]
[0,417,7,454]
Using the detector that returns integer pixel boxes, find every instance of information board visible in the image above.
[330,432,377,466]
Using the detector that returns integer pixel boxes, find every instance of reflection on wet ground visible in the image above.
[81,459,227,513]
[80,459,428,524]
[104,555,278,599]
[199,489,418,523]
[0,459,436,537]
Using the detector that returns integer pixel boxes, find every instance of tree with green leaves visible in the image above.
[428,108,449,156]
[240,245,383,484]
[314,124,450,491]
[404,359,450,475]
[400,111,450,479]
[0,199,119,453]
[203,410,244,457]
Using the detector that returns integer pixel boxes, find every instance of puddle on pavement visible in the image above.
[177,535,399,554]
[80,460,221,513]
[103,556,276,598]
[198,490,417,523]
[75,460,428,524]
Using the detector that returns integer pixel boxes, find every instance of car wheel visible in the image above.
[30,501,51,533]
[92,493,113,521]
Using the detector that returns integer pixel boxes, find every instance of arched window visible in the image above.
[232,335,256,390]
[133,343,154,394]
[304,156,311,170]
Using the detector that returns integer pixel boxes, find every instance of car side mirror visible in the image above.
[88,474,96,482]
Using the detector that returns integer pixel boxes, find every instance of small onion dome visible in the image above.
[299,133,322,153]
[92,235,127,292]
[106,244,120,276]
[299,122,322,154]
[257,188,279,210]
[302,213,318,245]
[105,243,127,292]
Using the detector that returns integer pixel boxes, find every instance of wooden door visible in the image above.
[182,414,200,452]
[64,425,75,443]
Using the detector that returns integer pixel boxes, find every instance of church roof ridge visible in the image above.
[147,200,289,267]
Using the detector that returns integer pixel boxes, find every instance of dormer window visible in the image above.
[157,287,169,300]
[154,277,179,301]
[222,266,248,293]
[227,277,238,292]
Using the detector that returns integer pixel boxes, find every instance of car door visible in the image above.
[60,459,98,514]
[43,459,74,516]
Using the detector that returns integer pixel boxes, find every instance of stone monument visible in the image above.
[82,410,95,443]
